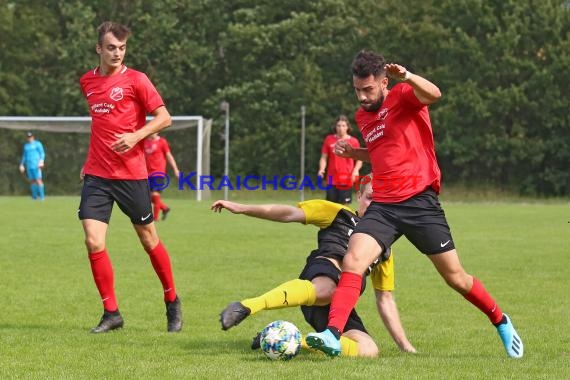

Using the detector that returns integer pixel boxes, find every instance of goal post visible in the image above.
[0,115,211,200]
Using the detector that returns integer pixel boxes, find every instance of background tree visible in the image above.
[0,0,568,196]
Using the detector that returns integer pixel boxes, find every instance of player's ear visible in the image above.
[95,44,102,54]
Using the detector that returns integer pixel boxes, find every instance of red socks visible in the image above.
[88,250,118,312]
[328,272,363,333]
[146,240,177,302]
[151,194,168,221]
[463,277,503,324]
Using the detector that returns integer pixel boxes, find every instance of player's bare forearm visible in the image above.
[211,200,305,223]
[136,106,172,140]
[335,140,370,162]
[349,148,370,162]
[166,153,180,174]
[111,106,171,153]
[375,290,417,353]
[407,73,441,105]
[318,155,327,177]
[385,63,441,105]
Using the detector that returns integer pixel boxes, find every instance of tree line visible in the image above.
[1,0,568,196]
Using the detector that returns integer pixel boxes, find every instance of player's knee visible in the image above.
[343,330,379,357]
[84,236,105,252]
[139,234,159,251]
[312,277,336,303]
[343,251,372,274]
[357,339,379,357]
[443,271,471,293]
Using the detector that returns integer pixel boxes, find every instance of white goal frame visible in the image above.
[0,115,210,201]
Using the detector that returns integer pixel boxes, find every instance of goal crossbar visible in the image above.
[0,116,210,200]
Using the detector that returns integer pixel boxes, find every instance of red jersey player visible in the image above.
[306,50,523,359]
[144,133,180,221]
[78,21,182,333]
[317,115,362,205]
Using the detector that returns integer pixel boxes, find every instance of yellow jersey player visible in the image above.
[211,175,415,356]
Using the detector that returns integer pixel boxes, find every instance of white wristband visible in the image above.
[402,71,411,81]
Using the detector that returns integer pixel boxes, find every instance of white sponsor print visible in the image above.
[440,240,451,248]
[141,213,152,221]
[364,124,385,143]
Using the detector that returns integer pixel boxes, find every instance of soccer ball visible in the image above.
[259,320,302,360]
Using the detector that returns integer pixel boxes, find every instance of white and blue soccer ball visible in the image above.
[259,320,302,360]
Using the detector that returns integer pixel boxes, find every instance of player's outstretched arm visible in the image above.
[375,290,417,353]
[211,200,305,223]
[385,63,441,105]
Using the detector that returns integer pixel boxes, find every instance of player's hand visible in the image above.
[111,133,140,153]
[317,169,325,177]
[19,164,25,174]
[211,200,244,214]
[350,170,359,185]
[401,345,417,354]
[79,167,85,182]
[38,160,44,169]
[334,140,354,158]
[385,63,408,81]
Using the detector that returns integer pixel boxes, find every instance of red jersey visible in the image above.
[321,134,361,185]
[144,136,170,174]
[355,83,441,203]
[80,65,165,180]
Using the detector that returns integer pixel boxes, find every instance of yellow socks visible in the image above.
[242,279,316,314]
[340,336,359,357]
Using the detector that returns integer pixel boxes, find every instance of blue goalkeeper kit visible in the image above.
[21,139,45,199]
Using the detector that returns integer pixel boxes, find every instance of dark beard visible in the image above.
[361,93,385,112]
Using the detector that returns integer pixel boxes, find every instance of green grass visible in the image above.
[1,196,569,379]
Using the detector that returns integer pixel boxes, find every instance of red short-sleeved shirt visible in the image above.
[355,83,441,203]
[80,65,165,180]
[144,136,170,175]
[321,134,361,185]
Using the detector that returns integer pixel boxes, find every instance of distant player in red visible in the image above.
[144,133,180,221]
[78,21,182,333]
[306,50,523,359]
[317,115,362,205]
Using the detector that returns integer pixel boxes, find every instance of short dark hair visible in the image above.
[358,173,373,193]
[351,50,386,78]
[333,114,352,134]
[97,21,131,45]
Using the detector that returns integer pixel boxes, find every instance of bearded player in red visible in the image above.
[78,21,182,333]
[306,50,523,358]
[144,133,180,221]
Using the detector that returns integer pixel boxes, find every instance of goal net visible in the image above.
[0,116,211,200]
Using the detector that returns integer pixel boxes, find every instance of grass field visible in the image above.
[1,195,569,379]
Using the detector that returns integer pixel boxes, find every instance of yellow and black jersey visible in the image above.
[298,200,358,263]
[298,199,395,292]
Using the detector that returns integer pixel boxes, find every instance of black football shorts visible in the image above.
[299,257,367,334]
[356,188,455,255]
[326,186,353,205]
[78,175,153,225]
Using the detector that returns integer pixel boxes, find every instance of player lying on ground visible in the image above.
[211,176,416,357]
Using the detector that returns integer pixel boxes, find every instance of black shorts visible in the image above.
[78,175,153,225]
[326,186,353,204]
[356,188,455,255]
[299,257,367,334]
